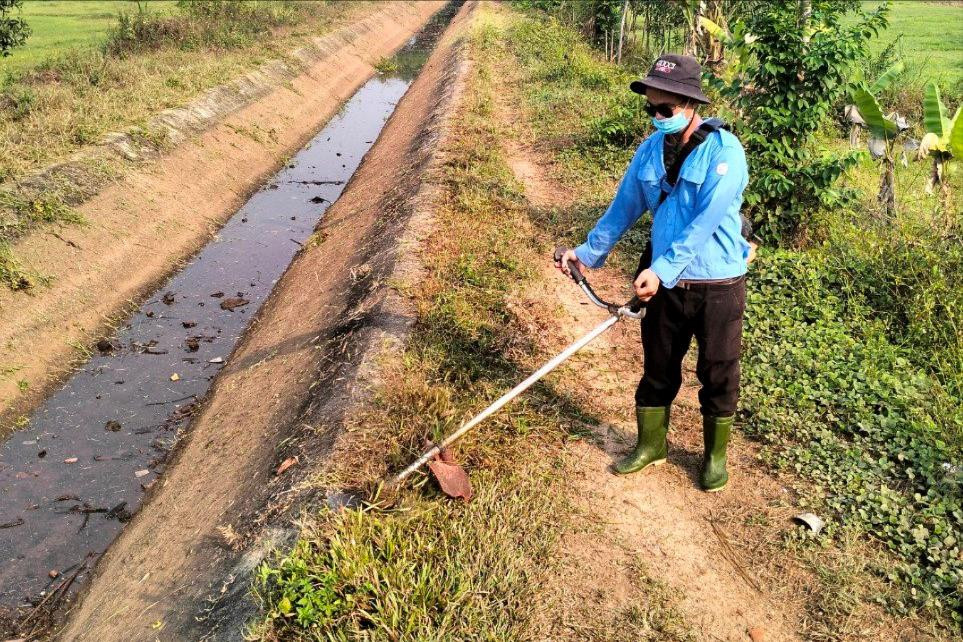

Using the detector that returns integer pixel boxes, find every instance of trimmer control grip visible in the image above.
[553,246,585,284]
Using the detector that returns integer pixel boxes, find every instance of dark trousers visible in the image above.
[635,278,746,417]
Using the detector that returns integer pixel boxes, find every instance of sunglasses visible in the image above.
[643,101,680,118]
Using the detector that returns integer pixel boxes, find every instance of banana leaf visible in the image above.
[923,81,948,138]
[698,16,729,41]
[870,61,905,94]
[951,106,963,159]
[852,86,898,139]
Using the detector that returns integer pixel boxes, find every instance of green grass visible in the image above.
[0,1,178,74]
[862,1,963,94]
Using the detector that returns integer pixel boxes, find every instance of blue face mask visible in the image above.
[652,110,690,134]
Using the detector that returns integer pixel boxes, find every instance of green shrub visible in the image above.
[715,1,889,243]
[0,84,32,120]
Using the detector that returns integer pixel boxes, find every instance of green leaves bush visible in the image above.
[715,1,888,243]
[742,250,963,625]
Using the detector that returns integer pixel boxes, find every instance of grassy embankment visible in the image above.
[252,13,696,641]
[0,0,362,289]
[258,4,962,638]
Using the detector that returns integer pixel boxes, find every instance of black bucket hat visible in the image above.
[630,54,710,105]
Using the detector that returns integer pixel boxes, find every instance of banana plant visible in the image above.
[845,61,904,148]
[918,81,963,199]
[697,16,756,82]
[849,65,910,217]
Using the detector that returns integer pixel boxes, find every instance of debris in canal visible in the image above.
[185,337,200,352]
[170,373,180,381]
[162,292,175,305]
[63,457,78,464]
[95,339,113,353]
[182,320,196,328]
[105,421,122,432]
[220,297,249,311]
[0,519,24,529]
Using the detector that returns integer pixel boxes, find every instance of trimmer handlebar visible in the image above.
[554,247,645,319]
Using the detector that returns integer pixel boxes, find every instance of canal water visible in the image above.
[0,2,459,612]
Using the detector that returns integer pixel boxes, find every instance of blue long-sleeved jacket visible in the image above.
[574,127,750,288]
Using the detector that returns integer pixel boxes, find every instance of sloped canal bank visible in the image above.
[0,2,465,638]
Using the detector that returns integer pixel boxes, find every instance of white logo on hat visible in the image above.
[654,60,677,74]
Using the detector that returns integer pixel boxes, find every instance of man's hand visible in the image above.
[554,248,586,278]
[634,268,661,300]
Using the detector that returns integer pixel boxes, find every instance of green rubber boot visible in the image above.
[700,415,733,492]
[614,406,669,475]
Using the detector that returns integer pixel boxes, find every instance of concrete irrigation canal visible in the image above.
[0,2,463,636]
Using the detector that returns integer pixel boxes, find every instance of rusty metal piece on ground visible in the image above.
[425,440,472,501]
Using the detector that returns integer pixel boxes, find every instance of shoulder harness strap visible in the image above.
[658,118,726,206]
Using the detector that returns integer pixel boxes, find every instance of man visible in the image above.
[556,54,750,492]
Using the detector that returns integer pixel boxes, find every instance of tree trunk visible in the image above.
[797,0,812,81]
[644,2,650,55]
[617,0,628,64]
[685,0,701,57]
[849,124,860,148]
[879,155,896,217]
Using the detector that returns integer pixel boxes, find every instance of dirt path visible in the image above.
[0,1,443,431]
[495,96,808,639]
[51,4,471,640]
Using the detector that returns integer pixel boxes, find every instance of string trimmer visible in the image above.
[391,247,645,493]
